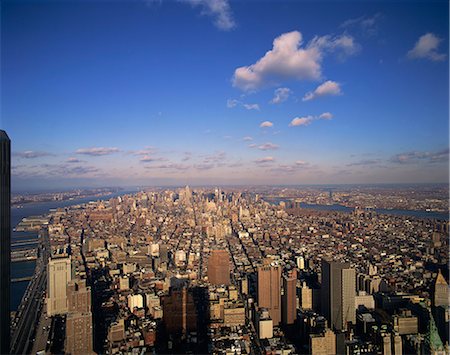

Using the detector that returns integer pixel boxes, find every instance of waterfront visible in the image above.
[10,189,136,310]
[265,199,449,221]
[10,189,448,311]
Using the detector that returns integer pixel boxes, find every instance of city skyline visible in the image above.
[1,0,449,191]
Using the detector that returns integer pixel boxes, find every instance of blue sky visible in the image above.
[1,0,448,190]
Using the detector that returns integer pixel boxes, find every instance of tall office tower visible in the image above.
[66,312,93,355]
[282,269,297,325]
[66,279,93,354]
[47,256,72,316]
[258,264,282,326]
[163,287,197,337]
[321,259,356,331]
[207,249,230,285]
[0,130,10,354]
[433,270,449,307]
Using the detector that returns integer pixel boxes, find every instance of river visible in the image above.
[10,189,137,311]
[265,199,449,220]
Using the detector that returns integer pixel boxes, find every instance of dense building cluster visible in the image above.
[38,187,448,354]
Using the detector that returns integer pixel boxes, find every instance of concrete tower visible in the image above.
[0,130,10,354]
[321,259,356,331]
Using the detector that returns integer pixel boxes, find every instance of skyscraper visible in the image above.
[66,279,93,354]
[0,130,10,354]
[433,270,449,307]
[207,249,230,285]
[47,256,72,316]
[163,287,197,337]
[321,259,356,331]
[282,269,297,325]
[258,264,282,326]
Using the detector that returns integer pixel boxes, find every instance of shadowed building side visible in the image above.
[0,130,10,354]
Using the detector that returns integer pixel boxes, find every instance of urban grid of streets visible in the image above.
[11,185,449,354]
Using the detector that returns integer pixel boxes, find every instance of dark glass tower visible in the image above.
[0,130,10,354]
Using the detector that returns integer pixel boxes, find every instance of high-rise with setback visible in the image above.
[258,264,282,326]
[0,130,10,354]
[282,269,297,325]
[321,259,356,331]
[47,256,72,316]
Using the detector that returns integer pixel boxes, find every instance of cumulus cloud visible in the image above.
[270,87,291,104]
[302,80,342,101]
[289,112,333,127]
[243,136,253,141]
[258,142,279,151]
[260,121,274,128]
[232,31,357,91]
[233,31,321,91]
[13,151,53,159]
[319,112,333,120]
[243,103,260,110]
[184,0,236,31]
[227,99,260,110]
[255,156,275,164]
[76,147,120,156]
[390,149,449,164]
[407,33,446,61]
[289,116,314,127]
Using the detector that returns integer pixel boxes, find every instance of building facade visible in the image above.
[0,130,10,354]
[207,249,230,285]
[321,259,356,331]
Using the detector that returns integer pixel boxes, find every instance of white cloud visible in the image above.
[227,99,239,108]
[242,136,253,141]
[140,155,167,163]
[255,156,275,164]
[295,160,308,166]
[232,31,357,91]
[270,87,291,104]
[390,149,449,164]
[13,151,53,159]
[289,112,333,127]
[260,121,274,128]
[289,116,314,127]
[227,99,260,110]
[407,33,446,62]
[258,142,279,151]
[76,147,120,156]
[243,103,260,110]
[303,80,342,101]
[184,0,236,31]
[233,31,321,91]
[307,34,359,59]
[319,112,333,120]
